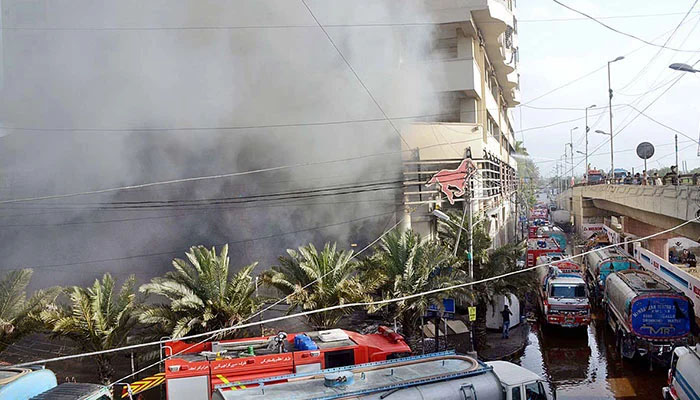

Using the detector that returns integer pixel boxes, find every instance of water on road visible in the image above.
[513,314,668,399]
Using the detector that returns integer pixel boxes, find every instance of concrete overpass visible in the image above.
[559,184,700,320]
[566,184,700,239]
[562,184,700,256]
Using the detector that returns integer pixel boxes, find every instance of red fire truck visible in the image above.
[526,237,562,267]
[163,327,410,400]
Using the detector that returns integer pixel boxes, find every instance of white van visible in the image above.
[663,344,700,400]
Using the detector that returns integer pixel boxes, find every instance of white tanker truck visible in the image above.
[213,352,549,400]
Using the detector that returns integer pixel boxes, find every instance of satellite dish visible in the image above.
[636,142,655,160]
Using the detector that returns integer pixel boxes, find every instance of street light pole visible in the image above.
[584,104,596,182]
[608,56,624,177]
[569,127,578,185]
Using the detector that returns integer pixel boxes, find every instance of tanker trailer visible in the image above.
[604,270,693,364]
[551,210,571,232]
[213,352,550,400]
[584,247,640,305]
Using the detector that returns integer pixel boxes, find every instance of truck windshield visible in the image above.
[550,285,586,298]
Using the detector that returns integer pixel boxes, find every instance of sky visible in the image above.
[516,0,700,177]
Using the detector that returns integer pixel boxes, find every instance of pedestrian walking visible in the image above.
[642,170,648,185]
[501,305,512,339]
[654,172,662,186]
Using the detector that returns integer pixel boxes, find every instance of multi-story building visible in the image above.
[400,0,521,247]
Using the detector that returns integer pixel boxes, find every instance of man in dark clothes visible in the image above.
[501,305,513,339]
[664,165,679,185]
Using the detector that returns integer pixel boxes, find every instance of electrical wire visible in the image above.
[618,0,699,91]
[311,1,410,147]
[518,15,700,106]
[109,214,410,387]
[12,214,700,370]
[567,59,698,173]
[3,11,697,31]
[552,0,700,53]
[0,137,485,205]
[0,209,398,273]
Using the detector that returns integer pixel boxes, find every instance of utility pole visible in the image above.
[675,134,679,169]
[584,104,596,182]
[569,127,577,185]
[607,56,624,177]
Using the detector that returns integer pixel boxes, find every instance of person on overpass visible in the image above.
[623,172,633,184]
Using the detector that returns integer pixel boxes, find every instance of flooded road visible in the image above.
[513,314,667,399]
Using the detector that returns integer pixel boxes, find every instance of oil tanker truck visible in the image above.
[604,269,693,364]
[584,247,641,305]
[213,352,550,400]
[536,258,590,328]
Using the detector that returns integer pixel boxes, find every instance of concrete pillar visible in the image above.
[646,238,669,260]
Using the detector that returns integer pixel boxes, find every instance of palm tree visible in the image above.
[40,273,138,384]
[364,230,467,338]
[513,141,539,209]
[139,245,261,340]
[438,215,536,351]
[0,269,58,353]
[262,243,369,329]
[514,140,529,156]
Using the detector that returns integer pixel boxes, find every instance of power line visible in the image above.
[0,138,485,205]
[0,198,399,228]
[617,0,699,91]
[0,209,398,273]
[109,213,409,387]
[517,16,700,106]
[569,62,697,172]
[13,214,700,370]
[552,0,700,53]
[3,12,697,31]
[300,0,409,148]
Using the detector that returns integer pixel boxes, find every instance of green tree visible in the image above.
[40,274,138,384]
[262,243,369,329]
[139,245,261,340]
[438,215,536,351]
[514,141,540,209]
[364,230,467,338]
[0,269,58,353]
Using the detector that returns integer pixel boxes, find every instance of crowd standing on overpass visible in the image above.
[602,165,687,185]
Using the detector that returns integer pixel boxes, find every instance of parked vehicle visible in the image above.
[0,366,110,400]
[163,328,410,400]
[604,270,693,364]
[30,383,112,400]
[536,259,590,328]
[586,169,606,185]
[526,237,562,267]
[610,168,628,182]
[663,344,700,400]
[211,352,550,400]
[536,225,567,250]
[551,210,571,232]
[584,247,641,304]
[583,232,610,252]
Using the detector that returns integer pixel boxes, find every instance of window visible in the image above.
[512,386,522,400]
[324,349,355,368]
[525,382,547,400]
[550,284,587,298]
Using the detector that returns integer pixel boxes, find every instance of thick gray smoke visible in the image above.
[0,0,450,290]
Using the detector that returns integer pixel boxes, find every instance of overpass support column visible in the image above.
[622,217,675,260]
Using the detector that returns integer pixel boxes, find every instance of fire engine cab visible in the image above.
[163,327,410,400]
[526,237,562,267]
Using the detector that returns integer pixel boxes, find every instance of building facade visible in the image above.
[400,0,520,247]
